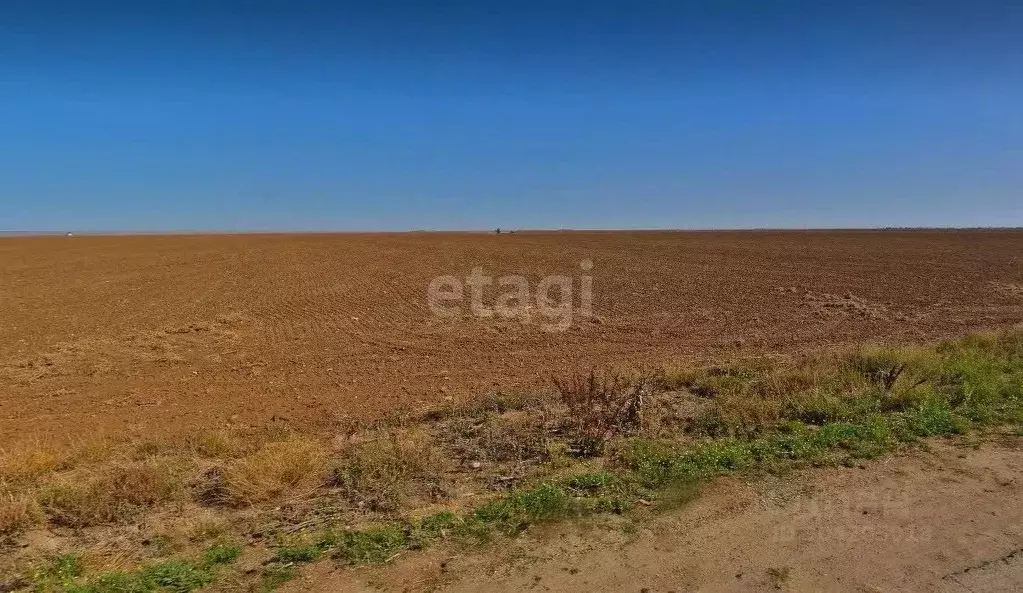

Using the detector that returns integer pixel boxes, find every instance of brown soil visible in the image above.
[1,230,1021,445]
[291,435,1023,593]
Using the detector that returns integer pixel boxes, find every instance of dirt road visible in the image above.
[295,435,1022,592]
[2,230,1021,444]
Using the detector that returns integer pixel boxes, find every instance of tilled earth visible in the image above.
[1,230,1020,444]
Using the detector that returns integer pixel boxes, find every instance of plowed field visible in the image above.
[2,230,1020,445]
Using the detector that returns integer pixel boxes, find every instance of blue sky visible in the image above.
[1,1,1021,231]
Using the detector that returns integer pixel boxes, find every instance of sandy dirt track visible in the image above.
[1,230,1020,444]
[290,435,1023,593]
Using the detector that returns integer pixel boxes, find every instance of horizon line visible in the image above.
[2,226,1022,237]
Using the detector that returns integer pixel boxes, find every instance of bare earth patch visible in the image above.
[1,230,1021,445]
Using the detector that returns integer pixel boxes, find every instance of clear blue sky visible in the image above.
[2,1,1021,231]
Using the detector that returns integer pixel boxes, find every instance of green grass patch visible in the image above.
[259,564,297,593]
[30,543,241,593]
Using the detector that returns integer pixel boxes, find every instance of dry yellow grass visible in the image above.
[0,439,115,486]
[0,428,336,537]
[36,460,179,527]
[0,491,42,535]
[215,438,328,506]
[187,431,246,459]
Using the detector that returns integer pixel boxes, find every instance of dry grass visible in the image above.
[331,429,448,511]
[36,460,179,527]
[213,438,328,507]
[443,409,551,464]
[0,439,115,486]
[0,447,66,484]
[552,369,649,454]
[0,431,332,534]
[182,431,248,460]
[0,491,42,536]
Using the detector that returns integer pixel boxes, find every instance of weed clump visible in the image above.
[442,409,551,464]
[37,461,178,527]
[552,370,650,455]
[330,430,448,511]
[0,491,42,536]
[214,438,327,507]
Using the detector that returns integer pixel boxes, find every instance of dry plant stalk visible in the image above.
[551,369,647,453]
